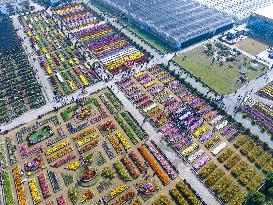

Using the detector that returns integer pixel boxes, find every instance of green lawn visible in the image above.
[122,21,175,54]
[237,37,268,56]
[173,46,268,95]
[91,0,116,16]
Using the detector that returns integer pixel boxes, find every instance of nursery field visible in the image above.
[0,88,204,205]
[118,65,273,204]
[53,4,149,75]
[19,10,101,97]
[0,16,45,124]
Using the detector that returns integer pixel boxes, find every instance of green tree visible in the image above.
[245,191,265,205]
[101,166,115,179]
[265,172,273,188]
[68,187,79,205]
[268,187,273,196]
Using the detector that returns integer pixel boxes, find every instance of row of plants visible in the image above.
[176,180,202,205]
[152,194,174,205]
[54,3,148,74]
[3,172,14,205]
[241,98,273,135]
[0,17,45,124]
[19,144,43,159]
[100,94,117,114]
[0,143,8,168]
[138,145,170,185]
[121,111,147,140]
[71,127,96,141]
[6,138,18,164]
[146,141,177,179]
[108,134,123,154]
[37,172,51,199]
[115,115,138,144]
[114,160,132,181]
[129,150,147,173]
[115,130,131,150]
[47,146,73,163]
[75,132,99,147]
[109,189,135,205]
[12,166,27,205]
[169,188,188,205]
[105,92,123,111]
[45,139,70,156]
[78,139,99,154]
[29,178,41,203]
[121,155,140,179]
[48,170,61,192]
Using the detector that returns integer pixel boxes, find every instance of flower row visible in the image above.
[115,131,131,150]
[47,146,73,163]
[37,172,51,199]
[72,127,96,141]
[78,139,99,154]
[108,135,123,154]
[146,142,177,179]
[12,166,27,205]
[138,145,170,185]
[121,155,140,179]
[29,178,41,203]
[75,132,99,147]
[45,139,70,156]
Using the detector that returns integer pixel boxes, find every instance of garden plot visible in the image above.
[19,10,101,97]
[53,3,149,75]
[0,88,203,205]
[117,65,272,204]
[241,83,273,136]
[0,17,45,124]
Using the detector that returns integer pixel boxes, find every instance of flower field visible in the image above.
[257,81,273,101]
[0,16,45,124]
[53,3,149,75]
[117,65,272,204]
[19,10,100,96]
[0,88,202,204]
[241,85,273,135]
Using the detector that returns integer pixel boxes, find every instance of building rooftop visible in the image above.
[254,4,273,20]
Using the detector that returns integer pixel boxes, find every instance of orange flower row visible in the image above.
[79,139,99,154]
[72,127,96,141]
[138,146,170,185]
[146,107,162,118]
[108,135,123,154]
[12,166,27,205]
[155,116,171,128]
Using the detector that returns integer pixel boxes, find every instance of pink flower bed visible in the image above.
[38,172,51,199]
[19,144,43,159]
